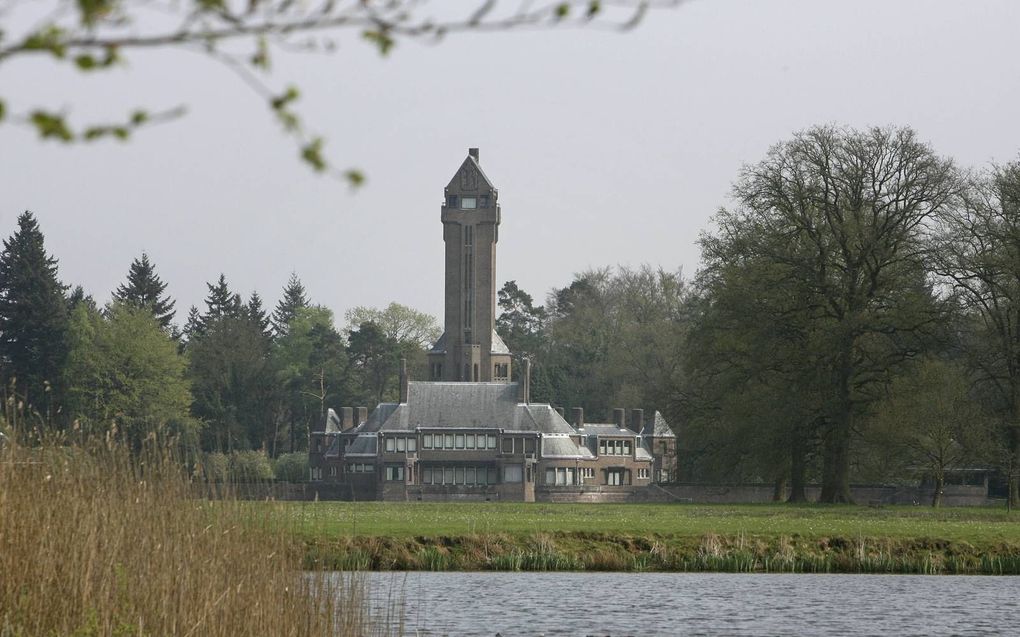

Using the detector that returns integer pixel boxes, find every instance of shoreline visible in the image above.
[301,531,1020,575]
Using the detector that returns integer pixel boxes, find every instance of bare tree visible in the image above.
[720,125,958,502]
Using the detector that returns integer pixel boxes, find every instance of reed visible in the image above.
[0,434,388,636]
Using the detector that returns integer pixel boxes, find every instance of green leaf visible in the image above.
[0,99,6,123]
[301,138,327,172]
[362,30,395,56]
[270,86,300,110]
[76,0,116,27]
[130,110,148,126]
[30,111,74,142]
[74,55,97,70]
[587,1,602,18]
[250,36,270,70]
[555,3,570,19]
[345,170,365,188]
[23,26,67,59]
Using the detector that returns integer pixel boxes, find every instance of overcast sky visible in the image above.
[1,0,1019,327]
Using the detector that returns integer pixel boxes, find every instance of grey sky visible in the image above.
[1,0,1018,326]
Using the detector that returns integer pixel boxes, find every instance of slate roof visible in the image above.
[345,435,378,457]
[324,435,342,458]
[445,154,495,192]
[491,331,511,354]
[430,330,510,355]
[541,435,593,459]
[576,423,638,437]
[360,382,575,434]
[641,411,675,438]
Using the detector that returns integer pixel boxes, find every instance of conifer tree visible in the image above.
[67,285,96,313]
[201,274,242,325]
[272,273,309,337]
[182,305,202,342]
[0,211,70,417]
[112,252,176,330]
[245,291,273,340]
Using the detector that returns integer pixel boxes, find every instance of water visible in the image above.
[351,572,1020,636]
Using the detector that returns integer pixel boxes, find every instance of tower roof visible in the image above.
[445,149,496,195]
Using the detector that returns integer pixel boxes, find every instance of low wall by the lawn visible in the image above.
[194,481,990,506]
[654,483,989,506]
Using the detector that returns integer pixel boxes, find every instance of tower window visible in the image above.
[479,195,489,208]
[461,196,477,209]
[447,195,458,207]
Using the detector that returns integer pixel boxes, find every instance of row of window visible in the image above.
[423,433,497,450]
[422,466,500,486]
[599,439,633,456]
[545,467,595,486]
[383,437,418,453]
[385,465,406,481]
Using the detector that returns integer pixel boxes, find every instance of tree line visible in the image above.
[0,216,438,462]
[4,124,1019,504]
[497,125,1020,507]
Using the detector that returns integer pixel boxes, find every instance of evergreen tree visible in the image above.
[112,252,176,330]
[245,291,273,340]
[272,273,309,337]
[201,274,242,326]
[0,211,70,419]
[67,285,97,313]
[182,305,202,343]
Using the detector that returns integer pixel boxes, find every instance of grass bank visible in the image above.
[273,502,1020,575]
[0,440,387,636]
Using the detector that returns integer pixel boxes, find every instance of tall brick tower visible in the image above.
[427,148,513,383]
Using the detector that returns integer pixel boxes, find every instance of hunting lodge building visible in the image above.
[309,149,676,502]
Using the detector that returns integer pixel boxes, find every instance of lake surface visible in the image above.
[349,572,1020,636]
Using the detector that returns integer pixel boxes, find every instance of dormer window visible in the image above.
[461,196,477,209]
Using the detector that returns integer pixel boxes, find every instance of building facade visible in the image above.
[309,149,676,502]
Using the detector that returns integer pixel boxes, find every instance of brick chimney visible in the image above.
[469,147,479,162]
[572,407,584,429]
[613,408,626,430]
[517,358,531,404]
[341,407,354,431]
[630,408,644,434]
[399,357,409,403]
[554,407,565,419]
[355,406,368,427]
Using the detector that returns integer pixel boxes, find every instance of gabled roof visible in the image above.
[361,381,575,434]
[445,154,495,194]
[641,411,675,438]
[491,330,511,354]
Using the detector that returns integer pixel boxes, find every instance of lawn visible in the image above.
[272,501,1020,545]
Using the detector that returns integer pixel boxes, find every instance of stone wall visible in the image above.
[196,481,990,506]
[652,483,989,506]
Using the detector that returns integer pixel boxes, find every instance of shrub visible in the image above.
[200,451,229,482]
[275,452,309,482]
[228,449,274,482]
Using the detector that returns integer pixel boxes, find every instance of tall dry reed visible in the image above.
[0,434,383,636]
